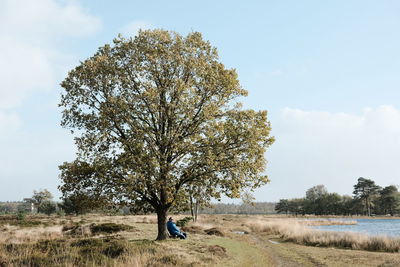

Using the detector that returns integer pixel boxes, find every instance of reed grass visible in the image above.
[247,220,400,252]
[300,219,358,226]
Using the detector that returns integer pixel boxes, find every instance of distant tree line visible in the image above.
[199,202,276,215]
[275,177,400,216]
[0,189,140,216]
[0,188,277,216]
[0,189,57,215]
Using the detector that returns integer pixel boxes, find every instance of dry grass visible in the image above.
[299,219,358,226]
[0,225,63,243]
[247,219,400,252]
[2,213,398,266]
[0,214,228,267]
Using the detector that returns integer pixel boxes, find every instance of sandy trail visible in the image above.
[248,234,327,267]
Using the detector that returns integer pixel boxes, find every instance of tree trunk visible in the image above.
[194,201,198,222]
[156,207,169,240]
[190,195,194,221]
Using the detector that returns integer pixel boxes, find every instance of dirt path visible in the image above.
[247,234,326,267]
[243,233,400,267]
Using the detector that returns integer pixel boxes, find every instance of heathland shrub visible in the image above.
[176,217,193,227]
[90,223,134,234]
[204,227,224,236]
[181,225,204,234]
[62,223,91,236]
[102,242,127,258]
[0,237,132,266]
[73,237,129,258]
[17,211,26,221]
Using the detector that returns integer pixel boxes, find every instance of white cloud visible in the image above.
[119,20,153,38]
[0,0,100,200]
[0,0,101,108]
[257,105,400,201]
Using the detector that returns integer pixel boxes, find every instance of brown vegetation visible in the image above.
[247,219,400,252]
[0,214,227,266]
[1,214,400,266]
[300,219,357,226]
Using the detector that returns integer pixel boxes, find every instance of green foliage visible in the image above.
[59,29,274,239]
[277,179,400,216]
[0,203,14,214]
[57,209,66,216]
[38,201,57,215]
[304,185,328,215]
[275,199,290,214]
[287,198,306,216]
[17,202,31,213]
[24,189,53,210]
[353,177,381,216]
[59,193,108,215]
[176,216,192,227]
[17,210,26,221]
[377,185,400,216]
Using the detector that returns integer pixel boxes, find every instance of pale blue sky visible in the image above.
[1,0,400,202]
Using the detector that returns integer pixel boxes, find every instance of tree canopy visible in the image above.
[59,29,274,240]
[23,189,53,207]
[353,177,381,216]
[23,189,56,215]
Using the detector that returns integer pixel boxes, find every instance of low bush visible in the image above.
[90,223,134,234]
[71,238,103,247]
[204,227,224,237]
[62,223,91,236]
[102,242,128,258]
[176,217,192,227]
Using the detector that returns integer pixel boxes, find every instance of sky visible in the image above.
[1,0,400,202]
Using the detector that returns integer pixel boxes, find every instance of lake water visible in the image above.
[313,219,400,237]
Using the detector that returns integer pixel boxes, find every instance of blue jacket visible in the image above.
[167,221,180,235]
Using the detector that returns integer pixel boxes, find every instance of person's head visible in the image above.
[168,217,173,221]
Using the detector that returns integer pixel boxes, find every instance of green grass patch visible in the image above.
[207,236,271,267]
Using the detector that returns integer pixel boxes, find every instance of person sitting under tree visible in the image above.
[167,217,187,239]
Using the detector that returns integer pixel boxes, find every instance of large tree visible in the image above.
[353,177,380,216]
[304,184,328,215]
[23,189,53,212]
[275,199,290,214]
[378,185,399,216]
[59,30,274,240]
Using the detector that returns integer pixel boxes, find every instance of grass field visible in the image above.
[1,214,400,266]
